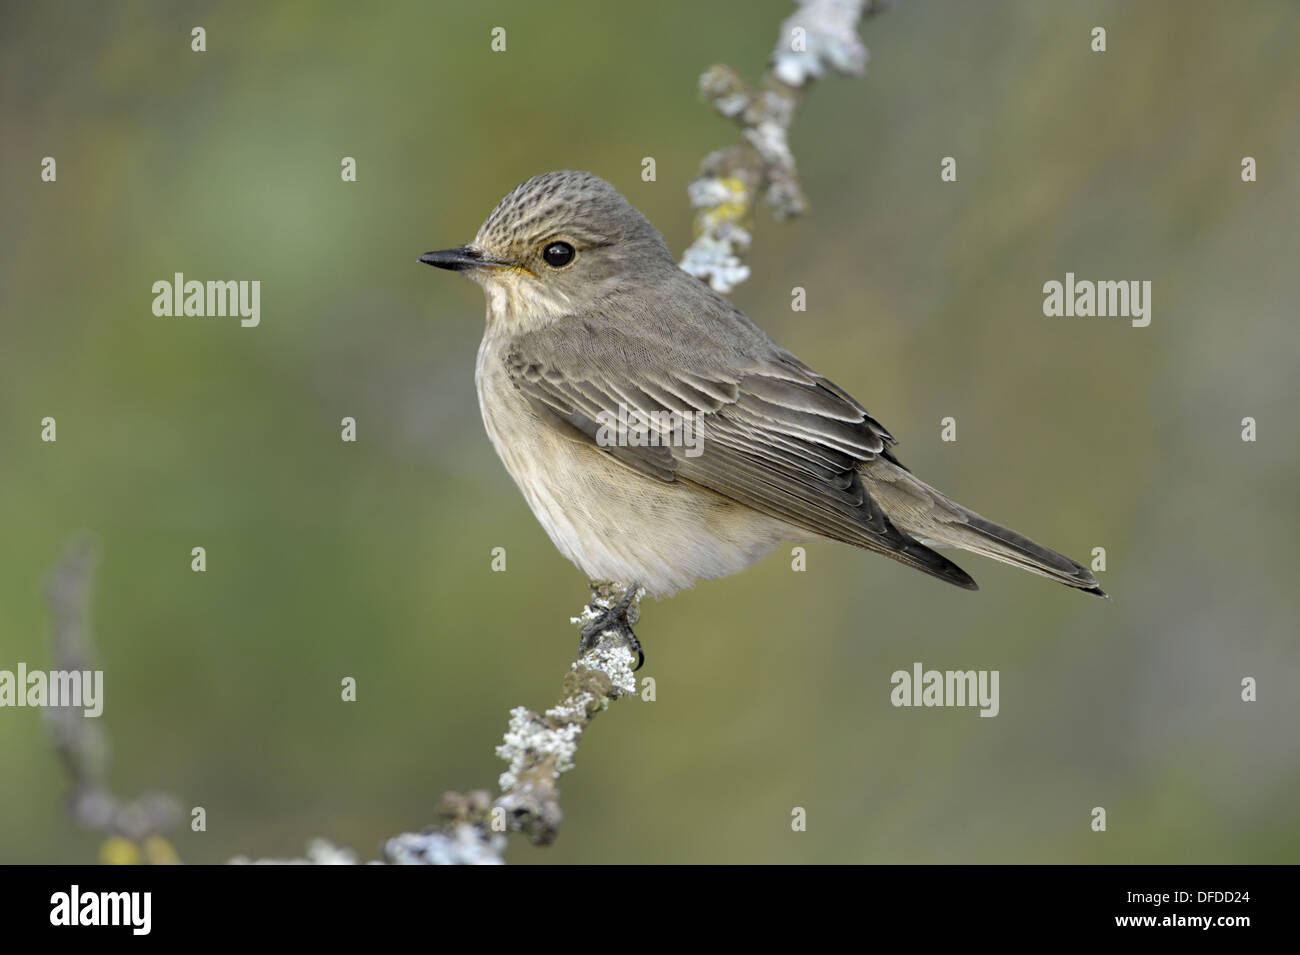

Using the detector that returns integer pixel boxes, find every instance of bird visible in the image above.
[420,170,1103,664]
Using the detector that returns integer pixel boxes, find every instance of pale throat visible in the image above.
[476,270,574,332]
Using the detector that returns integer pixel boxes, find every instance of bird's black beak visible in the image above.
[418,245,499,271]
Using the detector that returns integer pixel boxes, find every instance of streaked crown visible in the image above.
[474,170,670,263]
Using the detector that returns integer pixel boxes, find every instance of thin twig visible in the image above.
[232,588,643,865]
[378,588,641,864]
[680,0,896,292]
[45,535,182,863]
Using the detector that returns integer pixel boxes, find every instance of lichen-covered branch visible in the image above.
[378,588,641,864]
[44,539,641,866]
[45,535,182,864]
[234,588,642,865]
[680,0,896,292]
[291,601,639,865]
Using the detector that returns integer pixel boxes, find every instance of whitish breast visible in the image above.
[472,329,796,595]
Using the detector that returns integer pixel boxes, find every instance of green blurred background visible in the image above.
[2,0,1297,864]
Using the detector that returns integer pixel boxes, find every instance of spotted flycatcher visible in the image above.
[421,171,1103,659]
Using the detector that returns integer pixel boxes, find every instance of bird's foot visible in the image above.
[578,581,645,670]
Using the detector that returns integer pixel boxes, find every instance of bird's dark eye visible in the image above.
[542,241,575,268]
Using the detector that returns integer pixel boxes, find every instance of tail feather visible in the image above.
[863,462,1106,597]
[879,534,980,592]
[954,511,1106,596]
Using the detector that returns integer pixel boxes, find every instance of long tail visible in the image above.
[936,509,1106,596]
[863,462,1107,596]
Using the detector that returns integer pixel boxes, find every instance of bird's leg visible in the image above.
[578,580,645,670]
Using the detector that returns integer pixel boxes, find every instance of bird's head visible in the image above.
[420,170,674,329]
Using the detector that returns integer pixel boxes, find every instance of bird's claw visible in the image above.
[578,584,644,670]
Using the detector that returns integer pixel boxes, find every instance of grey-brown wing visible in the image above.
[503,322,976,590]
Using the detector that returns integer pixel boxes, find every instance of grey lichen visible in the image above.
[572,643,638,700]
[230,838,361,865]
[382,825,506,866]
[771,0,874,86]
[496,706,584,791]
